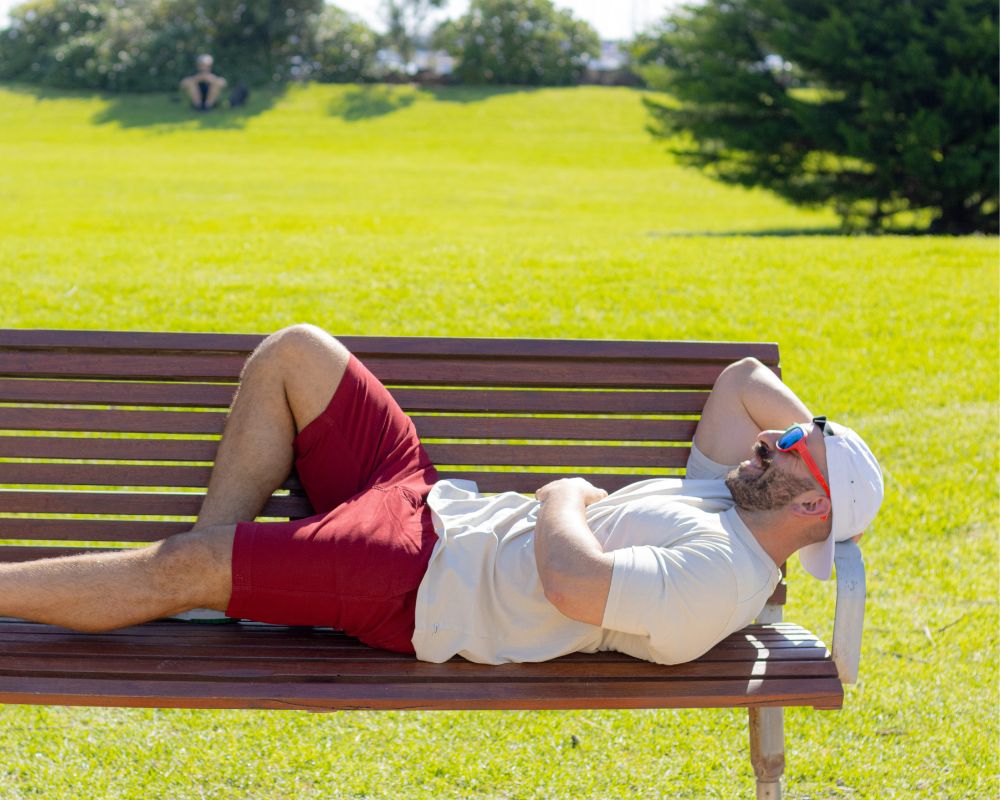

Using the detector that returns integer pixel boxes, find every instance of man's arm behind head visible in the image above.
[694,357,813,467]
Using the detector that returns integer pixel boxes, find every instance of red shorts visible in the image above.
[225,354,439,653]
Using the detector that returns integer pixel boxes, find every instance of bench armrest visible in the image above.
[832,540,867,684]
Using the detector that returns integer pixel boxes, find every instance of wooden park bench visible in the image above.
[0,329,866,799]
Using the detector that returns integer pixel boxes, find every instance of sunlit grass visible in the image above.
[0,81,997,799]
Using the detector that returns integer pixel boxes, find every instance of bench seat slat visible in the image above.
[0,675,843,711]
[0,620,818,649]
[0,637,815,661]
[0,653,837,681]
[0,619,839,712]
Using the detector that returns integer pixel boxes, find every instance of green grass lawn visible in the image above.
[0,81,997,799]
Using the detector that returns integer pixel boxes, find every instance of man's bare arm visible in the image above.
[693,357,813,467]
[534,478,613,626]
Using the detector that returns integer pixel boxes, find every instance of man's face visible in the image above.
[725,425,828,512]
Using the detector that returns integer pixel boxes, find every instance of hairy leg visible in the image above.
[195,323,351,529]
[179,77,200,107]
[0,325,351,632]
[204,79,225,109]
[0,525,235,632]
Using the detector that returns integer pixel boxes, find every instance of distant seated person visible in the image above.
[179,54,227,111]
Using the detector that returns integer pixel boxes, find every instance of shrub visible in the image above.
[0,0,383,90]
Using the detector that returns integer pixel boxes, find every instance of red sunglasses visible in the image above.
[775,418,832,517]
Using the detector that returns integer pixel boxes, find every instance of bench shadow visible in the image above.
[326,83,533,122]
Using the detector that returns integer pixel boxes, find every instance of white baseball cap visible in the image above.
[798,418,884,580]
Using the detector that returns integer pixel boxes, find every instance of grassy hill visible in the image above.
[0,81,997,799]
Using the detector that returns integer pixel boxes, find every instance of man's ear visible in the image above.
[790,492,831,520]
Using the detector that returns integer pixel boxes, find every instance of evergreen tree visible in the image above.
[634,0,998,233]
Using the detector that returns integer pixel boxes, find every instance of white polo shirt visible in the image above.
[411,445,781,665]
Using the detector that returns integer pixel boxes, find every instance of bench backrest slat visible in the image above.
[0,380,714,414]
[0,330,785,605]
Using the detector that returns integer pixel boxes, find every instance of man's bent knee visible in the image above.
[715,356,764,389]
[248,324,345,372]
[151,525,235,612]
[250,324,351,430]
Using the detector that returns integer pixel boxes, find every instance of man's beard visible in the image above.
[725,442,816,511]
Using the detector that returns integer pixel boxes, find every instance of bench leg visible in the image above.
[749,707,784,799]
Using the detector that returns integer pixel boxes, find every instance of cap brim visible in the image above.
[798,532,835,580]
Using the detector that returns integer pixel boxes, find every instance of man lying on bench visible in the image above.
[0,325,883,665]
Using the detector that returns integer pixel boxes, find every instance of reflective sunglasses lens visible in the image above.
[777,426,805,450]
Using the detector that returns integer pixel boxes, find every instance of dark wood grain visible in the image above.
[0,618,839,711]
[432,471,675,493]
[0,352,764,389]
[424,443,689,468]
[0,518,192,542]
[0,435,221,462]
[0,652,837,681]
[0,380,711,415]
[364,357,730,389]
[0,438,689,472]
[0,463,302,491]
[393,388,711,415]
[0,490,308,517]
[0,330,780,365]
[413,416,698,442]
[0,407,228,435]
[0,408,697,441]
[0,461,644,494]
[0,379,238,408]
[0,675,843,711]
[0,352,248,381]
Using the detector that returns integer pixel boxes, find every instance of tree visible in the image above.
[434,0,599,86]
[311,5,379,82]
[379,0,445,68]
[634,0,998,233]
[0,0,330,91]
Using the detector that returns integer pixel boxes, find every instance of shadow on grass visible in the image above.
[646,226,933,237]
[0,82,286,129]
[92,85,286,129]
[326,83,533,121]
[326,84,418,121]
